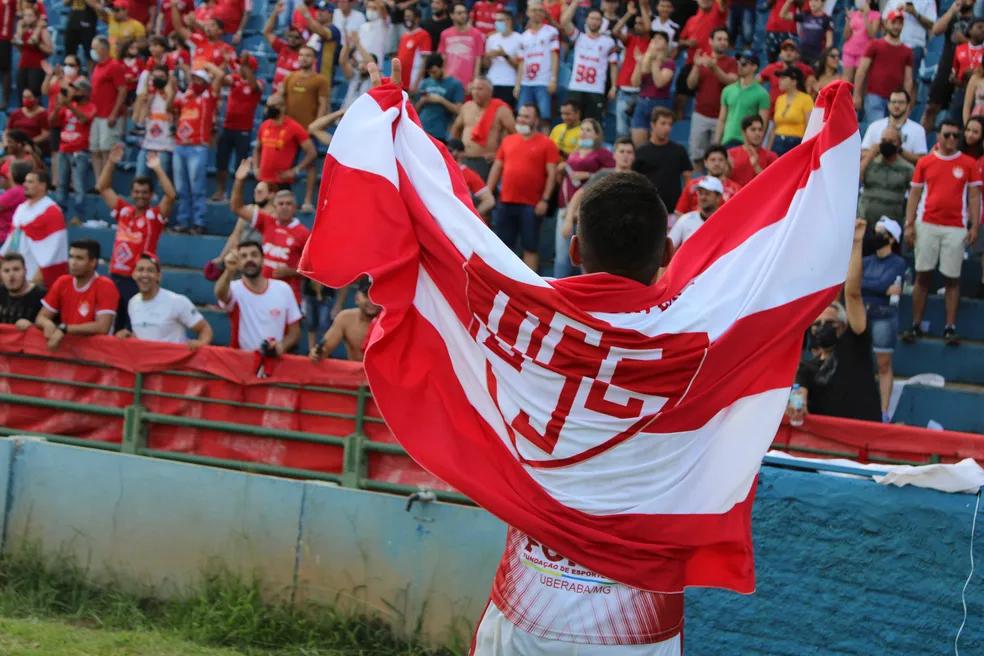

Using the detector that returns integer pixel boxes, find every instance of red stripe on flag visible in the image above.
[20,205,66,242]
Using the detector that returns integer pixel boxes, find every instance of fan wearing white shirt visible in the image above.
[483,10,522,104]
[669,176,723,247]
[117,254,213,347]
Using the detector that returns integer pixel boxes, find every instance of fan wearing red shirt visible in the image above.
[12,5,51,98]
[214,53,265,201]
[172,67,221,233]
[486,104,560,271]
[264,6,304,90]
[903,121,981,345]
[952,20,984,90]
[758,40,815,110]
[97,143,177,331]
[397,7,433,91]
[89,36,128,181]
[471,0,504,34]
[230,164,311,301]
[853,11,912,124]
[727,115,778,186]
[674,145,741,213]
[159,0,192,36]
[171,1,235,71]
[677,0,726,66]
[51,78,98,223]
[0,0,17,105]
[685,28,737,164]
[613,3,653,142]
[253,95,317,187]
[764,0,799,61]
[36,239,120,350]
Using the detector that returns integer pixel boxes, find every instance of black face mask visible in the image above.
[152,77,167,90]
[265,106,281,120]
[814,323,839,349]
[879,141,898,158]
[870,232,890,250]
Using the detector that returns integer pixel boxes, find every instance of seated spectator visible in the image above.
[903,120,981,346]
[727,115,778,186]
[632,107,693,211]
[255,94,317,200]
[859,89,926,165]
[669,176,723,247]
[97,144,176,331]
[792,219,881,423]
[769,67,813,155]
[715,50,769,148]
[415,53,465,143]
[0,130,43,183]
[302,277,345,355]
[549,101,582,157]
[514,0,559,123]
[0,252,45,328]
[35,239,120,351]
[212,53,263,202]
[861,217,906,422]
[629,32,675,148]
[215,241,302,354]
[674,144,741,214]
[0,161,32,244]
[7,89,50,151]
[310,278,380,362]
[450,76,515,179]
[118,253,212,347]
[858,125,913,226]
[172,66,222,235]
[439,2,485,89]
[685,28,737,168]
[447,138,496,218]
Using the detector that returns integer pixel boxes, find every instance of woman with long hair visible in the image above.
[769,67,814,155]
[963,63,984,125]
[810,46,843,96]
[961,116,984,158]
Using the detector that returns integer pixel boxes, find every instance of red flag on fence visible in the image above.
[300,81,860,593]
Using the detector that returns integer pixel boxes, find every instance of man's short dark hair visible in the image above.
[132,176,153,191]
[69,239,100,260]
[650,106,674,124]
[520,102,540,120]
[137,253,161,271]
[6,129,29,146]
[560,99,579,111]
[407,5,421,17]
[10,160,32,186]
[940,118,961,132]
[28,169,50,187]
[451,1,468,11]
[703,144,728,160]
[613,136,634,150]
[741,114,764,131]
[1,252,25,267]
[710,27,729,41]
[237,240,263,255]
[577,172,667,284]
[889,88,911,104]
[424,52,444,70]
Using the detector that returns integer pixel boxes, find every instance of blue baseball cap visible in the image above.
[736,49,759,66]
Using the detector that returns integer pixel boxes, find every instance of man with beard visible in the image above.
[215,240,302,354]
[860,89,926,164]
[309,278,381,362]
[450,76,515,179]
[669,176,723,247]
[118,253,212,347]
[0,253,44,328]
[674,144,741,213]
[853,10,913,126]
[559,5,618,121]
[265,5,304,91]
[423,0,452,50]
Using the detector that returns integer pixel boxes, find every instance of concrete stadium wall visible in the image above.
[0,436,980,654]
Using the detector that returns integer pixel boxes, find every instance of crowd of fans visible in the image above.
[0,0,981,428]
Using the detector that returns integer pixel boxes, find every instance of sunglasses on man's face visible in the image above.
[940,131,961,139]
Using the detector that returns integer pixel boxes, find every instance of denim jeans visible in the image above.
[862,93,889,136]
[553,208,579,278]
[615,88,638,139]
[729,3,756,50]
[173,144,209,229]
[518,85,552,122]
[55,150,91,221]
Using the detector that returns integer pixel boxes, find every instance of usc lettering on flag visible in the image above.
[299,80,861,593]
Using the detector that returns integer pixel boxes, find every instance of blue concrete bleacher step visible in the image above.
[893,338,984,386]
[893,384,984,435]
[898,295,984,342]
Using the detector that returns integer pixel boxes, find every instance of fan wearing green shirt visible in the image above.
[714,49,770,147]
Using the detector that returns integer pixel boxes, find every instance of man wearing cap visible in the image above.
[881,0,936,83]
[172,65,223,234]
[51,77,97,224]
[861,217,907,421]
[715,49,770,147]
[119,253,213,347]
[669,176,722,247]
[87,35,127,181]
[758,39,815,112]
[299,0,342,88]
[213,52,265,202]
[854,11,913,127]
[858,125,913,226]
[860,89,926,165]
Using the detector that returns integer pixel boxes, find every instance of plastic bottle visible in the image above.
[789,384,804,427]
[889,275,902,307]
[902,268,914,295]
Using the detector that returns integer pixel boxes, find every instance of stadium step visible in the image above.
[201,308,231,347]
[69,227,226,270]
[898,295,984,341]
[893,383,984,434]
[893,337,984,386]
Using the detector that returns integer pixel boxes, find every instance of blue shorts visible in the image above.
[869,311,899,353]
[631,96,672,129]
[494,202,540,253]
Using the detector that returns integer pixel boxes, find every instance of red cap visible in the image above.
[780,38,798,50]
[885,9,905,22]
[112,0,128,9]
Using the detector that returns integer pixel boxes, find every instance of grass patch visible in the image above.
[0,547,454,655]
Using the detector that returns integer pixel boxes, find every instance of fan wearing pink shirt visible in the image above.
[439,2,486,88]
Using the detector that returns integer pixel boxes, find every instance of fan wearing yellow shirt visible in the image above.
[549,100,581,157]
[769,67,814,156]
[88,0,147,57]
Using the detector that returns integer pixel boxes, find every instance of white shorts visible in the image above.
[89,117,123,152]
[471,602,683,656]
[914,221,967,279]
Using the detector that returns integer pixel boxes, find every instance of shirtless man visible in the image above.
[450,77,515,180]
[308,282,381,362]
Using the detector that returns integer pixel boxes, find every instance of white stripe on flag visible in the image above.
[327,93,403,188]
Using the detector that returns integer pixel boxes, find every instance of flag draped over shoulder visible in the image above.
[1,197,68,289]
[299,81,860,593]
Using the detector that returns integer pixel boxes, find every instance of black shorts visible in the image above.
[0,41,11,72]
[564,90,607,122]
[675,64,694,97]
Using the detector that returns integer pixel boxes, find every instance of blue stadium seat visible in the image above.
[894,339,984,386]
[893,384,984,434]
[899,295,984,341]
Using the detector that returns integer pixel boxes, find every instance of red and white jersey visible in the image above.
[110,199,166,276]
[489,528,684,646]
[568,30,617,95]
[518,24,559,87]
[912,150,983,228]
[221,278,302,351]
[41,274,119,328]
[251,209,310,300]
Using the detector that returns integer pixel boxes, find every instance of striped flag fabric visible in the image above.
[1,196,68,289]
[300,81,860,593]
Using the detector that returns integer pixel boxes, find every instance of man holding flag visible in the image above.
[0,170,67,290]
[300,60,860,653]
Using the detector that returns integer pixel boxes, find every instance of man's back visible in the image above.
[632,141,692,210]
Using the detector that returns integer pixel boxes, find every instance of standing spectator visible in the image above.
[858,126,914,226]
[612,2,653,140]
[810,46,844,95]
[629,33,675,148]
[860,89,926,165]
[727,115,779,185]
[422,0,452,49]
[92,0,146,58]
[674,145,741,213]
[780,0,832,67]
[486,103,560,271]
[7,89,50,150]
[133,65,175,186]
[35,239,119,350]
[172,68,221,234]
[450,76,515,179]
[632,107,693,211]
[842,0,880,85]
[51,79,97,224]
[119,254,212,346]
[861,217,907,422]
[715,49,769,147]
[209,159,275,269]
[170,3,235,72]
[769,68,813,155]
[230,159,311,301]
[12,5,52,98]
[1,170,67,289]
[0,252,44,328]
[0,0,16,107]
[903,120,981,345]
[559,3,618,122]
[212,53,263,202]
[447,138,496,217]
[357,0,393,69]
[560,137,637,239]
[215,242,302,354]
[265,6,304,91]
[669,176,723,247]
[922,0,974,135]
[119,39,145,101]
[964,63,984,123]
[97,144,176,331]
[310,278,380,362]
[332,0,365,48]
[0,161,31,244]
[471,0,503,35]
[555,118,614,277]
[338,34,375,109]
[483,9,521,104]
[283,45,329,211]
[158,0,192,37]
[397,7,432,92]
[650,0,678,45]
[438,2,485,90]
[677,0,726,65]
[950,18,984,125]
[416,53,465,142]
[854,11,913,127]
[300,0,341,87]
[686,28,737,168]
[882,0,936,85]
[254,94,318,206]
[764,0,798,62]
[514,0,559,123]
[548,101,581,157]
[759,39,816,110]
[64,0,99,65]
[88,36,127,181]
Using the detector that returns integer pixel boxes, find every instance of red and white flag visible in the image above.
[0,197,68,289]
[300,82,860,593]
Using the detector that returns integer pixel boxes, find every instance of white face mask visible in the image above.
[63,65,79,78]
[366,8,379,20]
[854,0,866,10]
[516,123,531,135]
